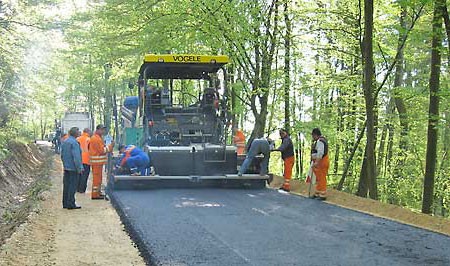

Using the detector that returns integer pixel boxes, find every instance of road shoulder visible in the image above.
[270,175,450,236]
[0,156,145,266]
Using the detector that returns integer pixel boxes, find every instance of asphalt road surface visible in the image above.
[110,189,450,266]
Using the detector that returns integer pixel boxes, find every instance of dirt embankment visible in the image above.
[0,150,145,266]
[0,142,50,245]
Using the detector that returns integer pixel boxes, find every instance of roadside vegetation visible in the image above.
[0,0,449,217]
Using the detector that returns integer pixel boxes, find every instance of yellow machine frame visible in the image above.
[143,54,229,64]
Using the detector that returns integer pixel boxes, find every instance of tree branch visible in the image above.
[374,3,425,98]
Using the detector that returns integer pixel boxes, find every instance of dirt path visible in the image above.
[0,156,145,266]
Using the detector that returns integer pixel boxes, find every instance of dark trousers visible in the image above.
[77,164,90,193]
[63,170,79,208]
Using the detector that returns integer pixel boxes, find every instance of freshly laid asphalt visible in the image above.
[110,189,450,266]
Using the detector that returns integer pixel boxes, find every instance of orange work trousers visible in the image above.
[313,154,330,197]
[283,156,295,190]
[91,165,104,199]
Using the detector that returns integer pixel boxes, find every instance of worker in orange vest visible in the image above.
[233,129,246,155]
[272,128,295,192]
[311,128,329,200]
[88,124,114,200]
[77,128,92,193]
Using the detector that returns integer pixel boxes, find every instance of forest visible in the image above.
[0,0,449,217]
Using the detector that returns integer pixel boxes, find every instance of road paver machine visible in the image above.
[109,54,268,190]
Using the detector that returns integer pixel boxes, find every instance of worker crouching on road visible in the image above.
[238,137,271,176]
[116,145,150,176]
[60,127,83,209]
[88,124,114,200]
[311,128,329,200]
[77,128,92,193]
[272,129,295,192]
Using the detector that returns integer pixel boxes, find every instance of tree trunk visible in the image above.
[113,90,119,142]
[229,65,238,131]
[442,3,450,62]
[334,90,344,175]
[357,0,378,199]
[39,108,45,140]
[267,90,278,134]
[439,4,450,217]
[385,115,396,204]
[437,111,450,216]
[376,123,388,177]
[393,5,409,156]
[342,53,359,186]
[422,0,444,214]
[283,0,291,132]
[249,0,280,140]
[357,147,369,196]
[104,65,112,134]
[312,55,319,121]
[337,121,366,191]
[296,132,303,178]
[385,121,395,174]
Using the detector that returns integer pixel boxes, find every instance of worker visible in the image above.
[272,128,295,192]
[61,133,69,142]
[60,127,83,209]
[53,128,62,154]
[238,137,271,176]
[117,145,150,176]
[76,128,92,193]
[88,124,114,200]
[233,129,246,155]
[311,128,329,200]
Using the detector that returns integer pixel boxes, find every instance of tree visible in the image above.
[0,0,57,144]
[422,0,445,214]
[393,5,409,154]
[357,0,378,199]
[283,0,292,132]
[23,0,449,217]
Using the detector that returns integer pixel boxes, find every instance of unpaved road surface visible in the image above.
[111,189,450,266]
[0,157,145,266]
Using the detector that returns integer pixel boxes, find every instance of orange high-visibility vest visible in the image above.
[233,130,246,155]
[88,133,111,165]
[77,133,90,165]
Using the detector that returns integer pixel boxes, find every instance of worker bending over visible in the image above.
[311,128,329,200]
[88,124,114,200]
[272,129,295,192]
[117,145,150,176]
[238,137,271,176]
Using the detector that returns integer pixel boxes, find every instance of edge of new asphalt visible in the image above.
[108,187,159,266]
[288,191,450,238]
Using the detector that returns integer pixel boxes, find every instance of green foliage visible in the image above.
[0,0,61,143]
[1,0,449,217]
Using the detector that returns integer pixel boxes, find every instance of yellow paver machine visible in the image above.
[109,54,268,190]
